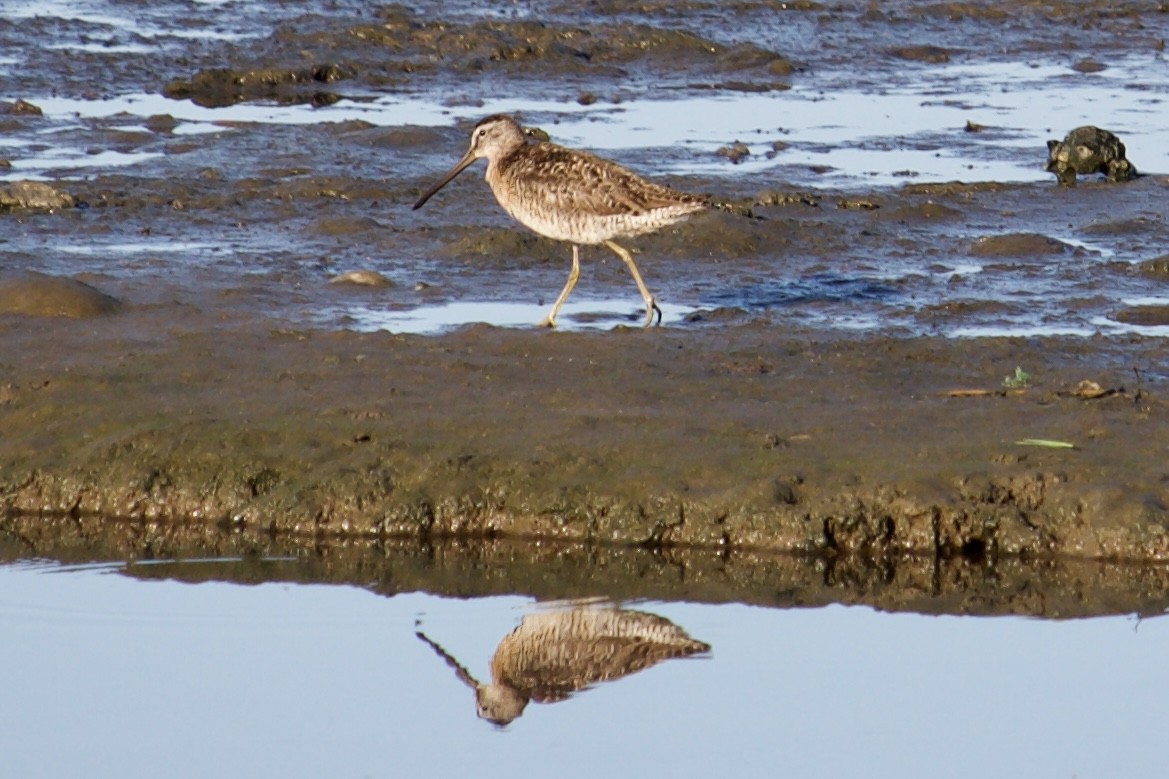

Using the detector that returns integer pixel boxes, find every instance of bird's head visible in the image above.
[413,115,527,210]
[475,682,529,727]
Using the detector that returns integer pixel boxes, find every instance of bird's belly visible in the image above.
[500,203,610,244]
[499,201,687,245]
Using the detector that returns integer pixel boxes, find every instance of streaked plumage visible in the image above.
[417,604,710,726]
[413,114,707,327]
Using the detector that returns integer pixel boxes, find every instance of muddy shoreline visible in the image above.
[4,1,1169,616]
[2,305,1168,564]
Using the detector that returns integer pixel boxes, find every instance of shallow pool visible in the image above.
[3,557,1167,778]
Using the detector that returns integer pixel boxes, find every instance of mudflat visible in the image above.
[3,1,1169,616]
[2,296,1168,551]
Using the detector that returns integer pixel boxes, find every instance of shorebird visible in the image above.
[417,604,710,726]
[413,114,707,328]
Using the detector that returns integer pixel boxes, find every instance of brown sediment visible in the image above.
[4,0,1169,616]
[1,303,1167,566]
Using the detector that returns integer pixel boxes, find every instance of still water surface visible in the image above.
[2,558,1167,778]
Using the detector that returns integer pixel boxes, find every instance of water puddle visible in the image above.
[55,240,217,256]
[0,0,259,44]
[2,4,1167,341]
[7,59,1167,187]
[2,557,1168,777]
[4,148,164,177]
[947,323,1100,339]
[327,298,696,334]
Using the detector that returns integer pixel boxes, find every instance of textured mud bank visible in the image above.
[3,0,1169,611]
[2,304,1168,564]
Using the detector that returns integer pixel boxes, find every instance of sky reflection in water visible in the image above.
[2,559,1168,778]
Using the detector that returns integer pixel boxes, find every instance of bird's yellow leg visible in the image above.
[538,245,581,328]
[604,240,661,327]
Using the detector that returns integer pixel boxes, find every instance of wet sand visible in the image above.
[3,1,1169,614]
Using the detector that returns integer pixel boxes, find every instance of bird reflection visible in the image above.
[417,603,710,726]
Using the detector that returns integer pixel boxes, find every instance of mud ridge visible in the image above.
[2,310,1168,568]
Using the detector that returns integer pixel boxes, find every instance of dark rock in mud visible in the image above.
[888,201,962,221]
[0,181,73,211]
[683,307,748,324]
[144,114,179,134]
[1081,216,1158,236]
[354,125,453,149]
[915,4,1009,20]
[900,181,1011,196]
[754,191,820,208]
[889,45,951,63]
[345,7,789,81]
[309,216,386,238]
[917,299,1017,318]
[163,63,355,108]
[705,80,791,93]
[715,142,751,164]
[767,58,796,76]
[837,198,880,210]
[1135,255,1169,279]
[713,43,789,72]
[1045,126,1137,186]
[328,270,393,288]
[0,99,42,116]
[1071,58,1107,73]
[970,233,1070,257]
[0,272,122,318]
[1112,305,1169,327]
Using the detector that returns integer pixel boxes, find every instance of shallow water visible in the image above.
[2,0,1168,339]
[3,557,1169,778]
[327,297,696,333]
[7,59,1167,187]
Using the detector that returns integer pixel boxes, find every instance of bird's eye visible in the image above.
[478,129,487,138]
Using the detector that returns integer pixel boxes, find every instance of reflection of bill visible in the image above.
[417,605,711,726]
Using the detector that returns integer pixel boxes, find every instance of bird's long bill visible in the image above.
[412,149,477,210]
[416,631,481,690]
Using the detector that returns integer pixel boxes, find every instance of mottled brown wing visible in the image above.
[510,144,702,218]
[492,608,710,704]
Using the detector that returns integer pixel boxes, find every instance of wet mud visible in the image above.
[3,1,1169,613]
[3,306,1169,583]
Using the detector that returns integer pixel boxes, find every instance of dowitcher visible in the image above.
[413,114,707,328]
[417,604,709,726]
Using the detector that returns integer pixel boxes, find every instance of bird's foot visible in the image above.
[644,298,663,328]
[537,315,557,329]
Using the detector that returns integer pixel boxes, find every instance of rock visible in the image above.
[1045,126,1136,186]
[1071,58,1107,73]
[970,233,1070,257]
[328,270,393,288]
[0,272,122,318]
[162,63,355,108]
[0,99,42,115]
[1135,255,1169,279]
[1113,305,1169,327]
[889,45,951,63]
[144,114,179,133]
[0,181,73,211]
[716,142,751,164]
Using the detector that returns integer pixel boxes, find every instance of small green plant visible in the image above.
[1003,366,1032,390]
